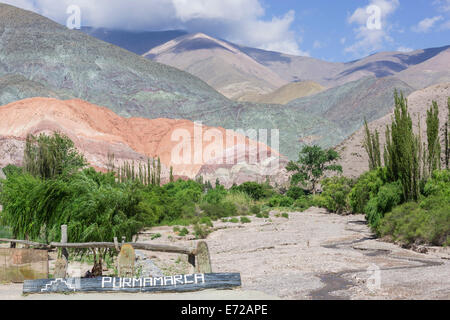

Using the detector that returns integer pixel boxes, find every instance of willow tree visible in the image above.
[24,132,86,179]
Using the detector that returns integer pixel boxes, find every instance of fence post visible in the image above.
[61,225,68,260]
[54,225,68,278]
[114,237,120,251]
[195,241,212,274]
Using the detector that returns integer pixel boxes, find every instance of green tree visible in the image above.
[363,119,382,170]
[384,91,421,201]
[426,101,441,175]
[319,176,353,214]
[445,97,450,170]
[24,132,87,179]
[169,166,174,183]
[286,145,342,194]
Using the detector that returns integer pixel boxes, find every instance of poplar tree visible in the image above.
[156,157,161,186]
[445,97,450,169]
[384,91,420,201]
[363,119,382,170]
[24,132,86,179]
[426,101,441,175]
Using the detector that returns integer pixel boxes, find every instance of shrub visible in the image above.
[179,228,189,236]
[250,204,261,215]
[200,216,213,227]
[281,213,289,219]
[229,218,239,223]
[223,191,252,216]
[293,196,313,212]
[378,196,450,246]
[365,181,403,230]
[151,233,161,240]
[240,217,251,223]
[231,182,275,200]
[349,169,386,214]
[286,186,305,200]
[0,226,12,239]
[203,185,227,204]
[423,170,450,198]
[311,194,327,209]
[200,201,237,219]
[268,195,294,208]
[319,176,353,214]
[1,164,23,178]
[193,223,211,239]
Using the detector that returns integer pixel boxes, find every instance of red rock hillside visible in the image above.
[0,98,288,186]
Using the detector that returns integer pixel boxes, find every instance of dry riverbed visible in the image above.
[1,207,449,300]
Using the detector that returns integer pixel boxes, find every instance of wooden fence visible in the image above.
[0,224,212,274]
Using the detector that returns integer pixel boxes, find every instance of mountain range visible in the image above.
[81,27,450,104]
[141,31,450,102]
[0,3,449,184]
[143,33,288,101]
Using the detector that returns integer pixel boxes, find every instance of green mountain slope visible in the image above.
[0,3,227,119]
[287,76,415,137]
[0,74,73,106]
[0,4,415,161]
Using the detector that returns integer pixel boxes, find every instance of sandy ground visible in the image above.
[1,207,449,300]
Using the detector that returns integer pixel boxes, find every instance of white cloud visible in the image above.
[397,46,414,52]
[1,0,307,55]
[432,0,450,31]
[433,0,450,12]
[345,0,400,58]
[412,16,443,32]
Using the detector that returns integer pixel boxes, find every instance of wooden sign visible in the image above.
[23,273,241,294]
[0,248,48,283]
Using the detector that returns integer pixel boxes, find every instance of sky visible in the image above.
[2,0,450,62]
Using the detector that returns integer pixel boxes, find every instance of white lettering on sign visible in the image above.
[143,277,152,287]
[101,274,207,289]
[174,275,183,285]
[194,273,205,284]
[184,274,194,284]
[133,278,142,287]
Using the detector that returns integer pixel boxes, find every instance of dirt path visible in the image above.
[1,207,449,300]
[200,208,450,300]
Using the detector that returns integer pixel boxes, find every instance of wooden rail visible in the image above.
[49,242,195,255]
[0,238,50,249]
[1,224,213,273]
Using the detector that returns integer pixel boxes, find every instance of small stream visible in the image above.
[309,222,444,300]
